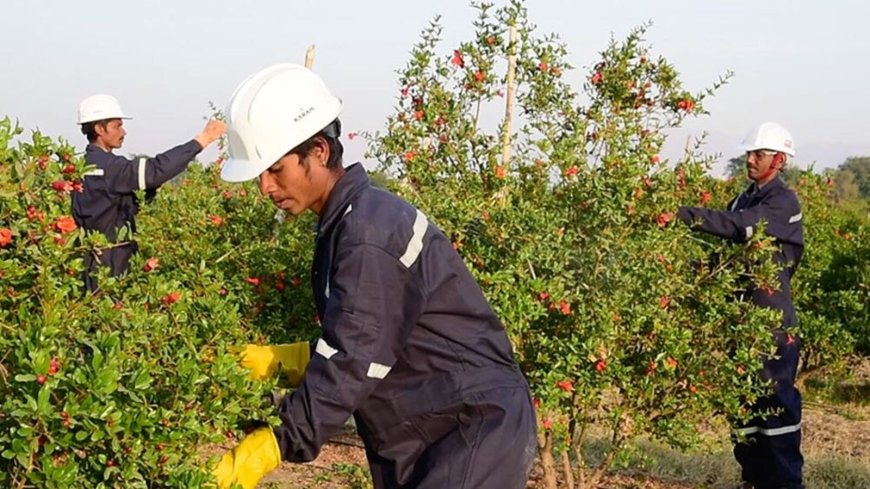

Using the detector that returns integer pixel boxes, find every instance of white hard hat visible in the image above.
[221,63,343,183]
[77,94,131,124]
[740,122,795,157]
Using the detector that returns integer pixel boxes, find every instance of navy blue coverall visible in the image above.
[678,176,804,489]
[72,141,203,290]
[272,163,537,489]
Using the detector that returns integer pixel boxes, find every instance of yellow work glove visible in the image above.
[238,343,310,386]
[213,427,281,489]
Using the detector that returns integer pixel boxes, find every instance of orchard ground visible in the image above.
[204,358,870,489]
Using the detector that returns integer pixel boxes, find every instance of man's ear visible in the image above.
[316,136,330,167]
[93,122,108,138]
[772,152,785,170]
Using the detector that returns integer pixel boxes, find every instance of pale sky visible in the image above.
[2,0,868,175]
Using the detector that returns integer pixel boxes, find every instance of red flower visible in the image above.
[595,360,607,373]
[142,257,159,272]
[210,215,224,226]
[676,99,689,111]
[539,62,549,72]
[651,155,660,165]
[657,212,673,228]
[646,360,656,375]
[559,300,571,316]
[556,379,574,393]
[538,292,550,301]
[533,397,541,409]
[162,292,181,306]
[494,165,507,179]
[218,288,228,297]
[404,151,416,162]
[451,50,465,68]
[347,132,358,140]
[486,35,496,45]
[401,86,409,97]
[48,357,60,375]
[275,280,285,292]
[665,357,678,369]
[642,175,652,188]
[291,276,302,287]
[474,71,484,82]
[36,375,47,385]
[215,156,224,166]
[659,295,670,309]
[53,216,77,234]
[700,191,712,204]
[244,277,260,286]
[72,181,84,193]
[736,365,746,375]
[542,418,552,430]
[62,164,76,174]
[787,334,795,345]
[222,190,233,199]
[591,71,603,85]
[414,110,424,121]
[482,211,490,221]
[564,166,578,177]
[51,180,73,192]
[0,228,12,247]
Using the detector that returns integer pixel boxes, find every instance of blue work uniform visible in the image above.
[678,176,804,489]
[272,163,537,489]
[72,141,203,290]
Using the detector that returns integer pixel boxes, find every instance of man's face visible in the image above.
[95,119,126,150]
[257,142,331,216]
[745,149,779,181]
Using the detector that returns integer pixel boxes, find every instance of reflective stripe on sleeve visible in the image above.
[399,209,428,268]
[138,157,147,190]
[315,338,338,359]
[366,362,392,379]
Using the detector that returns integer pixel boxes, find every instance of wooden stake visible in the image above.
[304,45,316,69]
[501,25,518,166]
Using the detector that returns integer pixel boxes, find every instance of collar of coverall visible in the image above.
[316,162,369,238]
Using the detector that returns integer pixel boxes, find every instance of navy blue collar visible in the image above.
[316,163,369,236]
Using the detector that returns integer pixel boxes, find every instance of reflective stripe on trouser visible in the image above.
[363,385,537,489]
[733,330,803,489]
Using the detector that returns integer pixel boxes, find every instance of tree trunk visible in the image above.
[537,430,558,489]
[561,449,575,489]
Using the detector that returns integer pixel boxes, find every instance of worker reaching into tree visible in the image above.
[212,63,537,489]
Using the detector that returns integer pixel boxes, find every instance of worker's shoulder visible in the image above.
[84,147,133,168]
[765,180,801,209]
[338,186,429,255]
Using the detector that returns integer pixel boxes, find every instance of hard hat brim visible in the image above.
[220,158,269,183]
[77,115,133,125]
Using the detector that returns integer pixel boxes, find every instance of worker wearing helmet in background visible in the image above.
[677,122,804,489]
[211,64,537,489]
[73,94,226,290]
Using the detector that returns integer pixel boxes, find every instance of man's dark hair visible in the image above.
[289,118,344,171]
[80,120,109,143]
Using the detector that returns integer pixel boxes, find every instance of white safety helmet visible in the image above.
[740,122,795,157]
[77,94,131,124]
[221,63,343,183]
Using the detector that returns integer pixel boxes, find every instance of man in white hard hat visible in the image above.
[677,122,804,489]
[73,94,226,290]
[211,64,536,489]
